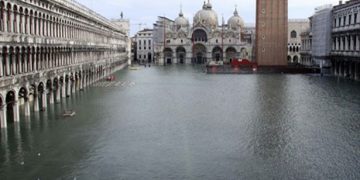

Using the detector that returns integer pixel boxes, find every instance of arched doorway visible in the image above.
[163,48,173,64]
[287,56,292,62]
[293,56,299,63]
[225,47,237,63]
[6,91,16,123]
[60,76,65,98]
[212,46,223,62]
[19,87,30,117]
[53,77,60,102]
[38,82,46,110]
[193,44,207,64]
[176,46,186,64]
[46,79,54,104]
[65,75,70,97]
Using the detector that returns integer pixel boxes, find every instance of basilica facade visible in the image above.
[154,1,255,65]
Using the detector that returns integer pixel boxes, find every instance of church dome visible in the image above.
[193,1,218,29]
[175,11,189,30]
[228,8,244,30]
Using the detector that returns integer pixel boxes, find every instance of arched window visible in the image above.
[291,30,297,38]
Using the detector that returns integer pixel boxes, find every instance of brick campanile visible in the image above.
[255,0,288,66]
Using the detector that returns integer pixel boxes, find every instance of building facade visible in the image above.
[288,19,310,64]
[256,0,288,66]
[311,5,333,70]
[0,0,130,128]
[135,29,154,63]
[154,1,254,65]
[331,0,360,80]
[300,25,313,66]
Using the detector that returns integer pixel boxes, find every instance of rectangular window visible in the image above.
[334,18,337,27]
[353,35,357,51]
[355,13,358,24]
[344,16,346,26]
[338,17,342,27]
[349,15,352,25]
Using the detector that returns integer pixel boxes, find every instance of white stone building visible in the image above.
[0,0,130,128]
[135,29,154,63]
[331,0,360,80]
[153,1,254,65]
[288,19,310,64]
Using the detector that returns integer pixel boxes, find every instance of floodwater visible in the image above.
[0,65,359,180]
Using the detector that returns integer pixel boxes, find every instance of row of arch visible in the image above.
[287,55,299,63]
[288,46,300,53]
[0,60,127,128]
[0,0,125,43]
[0,45,126,77]
[332,59,359,80]
[163,45,244,64]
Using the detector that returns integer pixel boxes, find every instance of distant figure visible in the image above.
[120,12,123,19]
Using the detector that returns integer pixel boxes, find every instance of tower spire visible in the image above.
[234,5,239,16]
[179,3,183,17]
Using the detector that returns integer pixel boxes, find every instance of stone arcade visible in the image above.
[0,0,130,128]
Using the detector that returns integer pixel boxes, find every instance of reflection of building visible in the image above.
[256,0,288,66]
[287,19,310,64]
[330,0,360,80]
[135,29,154,63]
[154,1,254,65]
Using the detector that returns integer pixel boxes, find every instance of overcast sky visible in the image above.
[75,0,340,35]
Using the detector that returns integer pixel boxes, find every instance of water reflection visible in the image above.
[0,66,359,179]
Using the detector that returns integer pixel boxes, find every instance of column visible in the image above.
[34,95,39,112]
[349,62,353,79]
[56,86,61,102]
[24,98,31,117]
[4,9,8,33]
[0,106,7,128]
[350,36,354,51]
[0,53,3,77]
[61,83,66,98]
[357,35,360,51]
[49,90,54,104]
[333,60,337,76]
[72,81,76,93]
[13,102,20,122]
[18,53,22,74]
[28,51,32,72]
[339,61,343,77]
[41,91,47,109]
[12,53,16,75]
[344,62,348,77]
[79,77,83,90]
[66,82,71,97]
[355,63,359,81]
[24,53,28,73]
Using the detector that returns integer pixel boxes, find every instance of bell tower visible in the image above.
[255,0,288,66]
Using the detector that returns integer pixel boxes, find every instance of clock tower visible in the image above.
[255,0,288,66]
